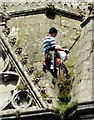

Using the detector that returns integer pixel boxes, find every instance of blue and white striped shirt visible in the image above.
[43,35,56,52]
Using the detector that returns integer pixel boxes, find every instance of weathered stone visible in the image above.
[1,1,94,120]
[64,101,94,120]
[68,3,94,119]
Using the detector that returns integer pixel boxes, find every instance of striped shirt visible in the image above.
[43,35,56,52]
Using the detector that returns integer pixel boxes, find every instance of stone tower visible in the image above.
[0,1,91,120]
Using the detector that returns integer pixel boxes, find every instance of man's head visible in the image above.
[49,27,58,37]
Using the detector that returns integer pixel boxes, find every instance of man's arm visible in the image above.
[54,45,65,51]
[54,45,69,54]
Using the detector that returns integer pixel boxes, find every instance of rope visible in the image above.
[69,34,81,51]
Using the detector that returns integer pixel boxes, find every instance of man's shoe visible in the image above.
[43,65,46,73]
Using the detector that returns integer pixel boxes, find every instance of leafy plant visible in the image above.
[58,79,72,119]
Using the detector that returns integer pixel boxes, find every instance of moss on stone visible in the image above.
[58,101,75,120]
[58,78,72,119]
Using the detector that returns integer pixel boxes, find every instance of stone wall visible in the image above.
[5,2,81,106]
[70,4,94,103]
[63,3,94,120]
[71,21,93,103]
[7,13,81,66]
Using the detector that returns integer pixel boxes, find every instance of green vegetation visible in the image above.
[58,79,72,120]
[59,101,75,120]
[34,67,45,78]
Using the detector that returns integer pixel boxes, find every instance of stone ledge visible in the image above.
[1,109,61,120]
[81,15,94,28]
[64,101,94,120]
[4,6,83,21]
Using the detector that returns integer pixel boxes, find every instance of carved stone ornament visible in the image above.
[15,47,22,55]
[9,38,16,46]
[20,56,28,65]
[11,90,33,109]
[0,71,19,110]
[88,2,94,15]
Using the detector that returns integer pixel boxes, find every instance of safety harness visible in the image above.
[42,50,61,77]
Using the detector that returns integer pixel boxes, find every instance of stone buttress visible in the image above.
[65,2,94,120]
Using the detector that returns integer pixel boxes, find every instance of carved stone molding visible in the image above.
[0,46,10,72]
[64,101,94,120]
[11,90,33,109]
[88,2,94,15]
[0,71,19,111]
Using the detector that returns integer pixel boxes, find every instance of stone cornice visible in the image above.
[1,109,61,120]
[1,5,83,22]
[81,15,94,28]
[64,101,94,120]
[0,2,85,22]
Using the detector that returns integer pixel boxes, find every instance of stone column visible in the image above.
[65,2,94,120]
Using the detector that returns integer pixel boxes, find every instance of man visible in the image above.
[43,27,69,64]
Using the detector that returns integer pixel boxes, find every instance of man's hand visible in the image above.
[64,50,69,54]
